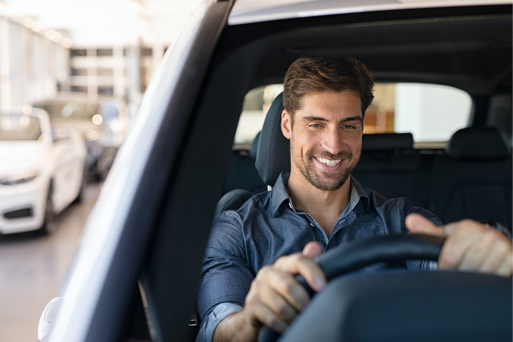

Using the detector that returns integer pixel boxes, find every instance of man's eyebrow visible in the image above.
[302,116,328,122]
[340,116,363,123]
[301,116,363,123]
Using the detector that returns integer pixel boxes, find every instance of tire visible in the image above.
[39,183,56,235]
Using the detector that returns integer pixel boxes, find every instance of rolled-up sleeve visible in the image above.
[197,211,255,340]
[196,303,243,342]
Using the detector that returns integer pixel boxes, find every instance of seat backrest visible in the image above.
[218,95,289,219]
[427,127,512,228]
[352,133,422,202]
[224,131,267,195]
[255,93,290,187]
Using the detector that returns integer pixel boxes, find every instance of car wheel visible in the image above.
[39,183,56,235]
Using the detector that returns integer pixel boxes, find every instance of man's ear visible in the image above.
[281,110,292,140]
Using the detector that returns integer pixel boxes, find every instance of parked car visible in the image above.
[0,108,87,234]
[33,97,129,181]
[38,1,511,341]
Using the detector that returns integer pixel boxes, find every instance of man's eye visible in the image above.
[309,123,322,128]
[342,124,355,129]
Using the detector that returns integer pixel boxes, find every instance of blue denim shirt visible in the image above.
[197,173,441,341]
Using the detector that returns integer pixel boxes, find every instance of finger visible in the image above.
[477,234,512,276]
[256,266,310,312]
[248,297,288,333]
[458,228,497,271]
[437,220,484,269]
[274,254,326,291]
[405,213,445,236]
[258,281,299,323]
[494,255,513,277]
[302,241,323,258]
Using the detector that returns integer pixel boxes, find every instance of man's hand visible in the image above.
[406,213,512,276]
[214,242,326,342]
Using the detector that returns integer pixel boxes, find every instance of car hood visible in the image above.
[0,141,48,177]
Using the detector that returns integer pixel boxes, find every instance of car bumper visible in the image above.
[0,177,47,234]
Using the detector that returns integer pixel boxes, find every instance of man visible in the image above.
[197,58,512,342]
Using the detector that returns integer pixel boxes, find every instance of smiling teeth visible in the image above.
[318,158,342,166]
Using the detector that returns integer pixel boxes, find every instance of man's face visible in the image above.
[281,90,363,191]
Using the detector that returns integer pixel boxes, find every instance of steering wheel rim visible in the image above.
[258,234,445,342]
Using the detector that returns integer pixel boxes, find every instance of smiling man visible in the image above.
[197,58,512,342]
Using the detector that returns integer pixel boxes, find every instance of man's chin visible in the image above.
[308,173,350,192]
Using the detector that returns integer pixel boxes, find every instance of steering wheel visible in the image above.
[258,234,445,342]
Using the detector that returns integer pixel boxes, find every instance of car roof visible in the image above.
[229,0,512,25]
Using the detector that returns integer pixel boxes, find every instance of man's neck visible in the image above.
[285,171,351,238]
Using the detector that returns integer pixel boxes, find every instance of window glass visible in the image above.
[235,84,283,145]
[393,83,471,142]
[0,115,41,141]
[235,83,471,146]
[34,102,98,119]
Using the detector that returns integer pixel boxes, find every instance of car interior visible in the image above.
[108,4,512,342]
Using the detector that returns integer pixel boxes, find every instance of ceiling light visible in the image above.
[52,32,62,42]
[62,38,73,49]
[23,18,34,28]
[31,22,43,32]
[45,30,63,42]
[92,114,103,126]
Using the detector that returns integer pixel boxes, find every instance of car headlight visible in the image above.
[0,171,38,186]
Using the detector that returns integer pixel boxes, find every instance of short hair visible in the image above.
[283,58,374,120]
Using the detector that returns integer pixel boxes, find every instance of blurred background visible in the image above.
[0,1,202,341]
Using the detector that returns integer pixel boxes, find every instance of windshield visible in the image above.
[0,114,42,141]
[34,102,99,119]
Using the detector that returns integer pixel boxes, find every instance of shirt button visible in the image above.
[289,202,293,209]
[310,223,315,227]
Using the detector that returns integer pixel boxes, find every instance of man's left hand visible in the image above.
[406,213,512,277]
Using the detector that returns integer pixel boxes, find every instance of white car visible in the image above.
[0,108,87,234]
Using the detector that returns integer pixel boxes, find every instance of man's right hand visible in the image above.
[213,241,326,342]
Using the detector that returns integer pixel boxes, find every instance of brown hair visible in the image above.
[283,58,374,120]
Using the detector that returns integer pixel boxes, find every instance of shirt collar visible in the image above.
[270,172,369,217]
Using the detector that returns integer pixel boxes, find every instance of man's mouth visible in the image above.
[316,157,342,167]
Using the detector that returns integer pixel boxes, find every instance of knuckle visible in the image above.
[259,266,272,277]
[267,316,282,330]
[245,292,258,306]
[274,300,288,316]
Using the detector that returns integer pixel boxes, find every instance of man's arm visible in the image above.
[406,213,512,276]
[213,242,326,342]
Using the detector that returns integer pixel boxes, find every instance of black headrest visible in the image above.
[446,127,511,160]
[362,133,414,151]
[255,93,290,186]
[249,131,261,159]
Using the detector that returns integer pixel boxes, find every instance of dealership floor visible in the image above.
[0,182,101,342]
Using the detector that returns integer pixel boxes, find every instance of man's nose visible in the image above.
[321,128,345,155]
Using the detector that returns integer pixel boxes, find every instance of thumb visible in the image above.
[302,241,323,259]
[406,213,445,236]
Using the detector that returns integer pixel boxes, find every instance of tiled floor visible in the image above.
[0,183,101,342]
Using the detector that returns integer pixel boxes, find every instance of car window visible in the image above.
[235,83,471,147]
[0,114,42,141]
[34,102,96,119]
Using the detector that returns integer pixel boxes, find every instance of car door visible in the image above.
[45,1,234,341]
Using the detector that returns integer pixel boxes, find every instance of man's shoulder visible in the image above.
[220,190,272,219]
